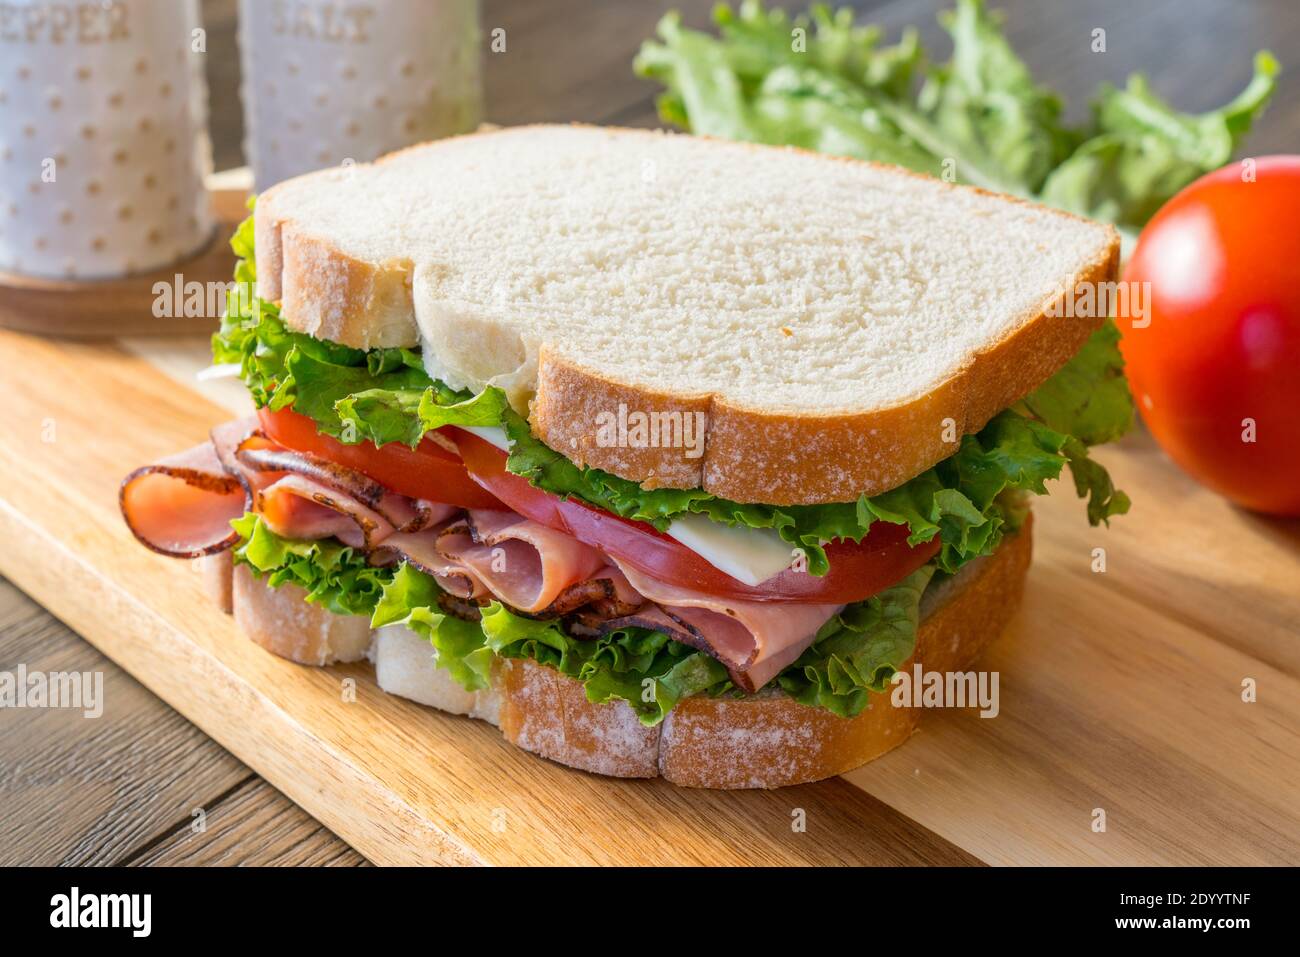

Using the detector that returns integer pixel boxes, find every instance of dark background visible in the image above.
[201,0,1300,171]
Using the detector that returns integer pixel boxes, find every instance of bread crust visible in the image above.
[496,657,662,778]
[254,125,1119,505]
[659,513,1032,787]
[197,551,234,614]
[211,514,1031,788]
[255,199,415,350]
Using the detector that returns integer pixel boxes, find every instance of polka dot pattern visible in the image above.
[238,0,482,189]
[0,0,214,279]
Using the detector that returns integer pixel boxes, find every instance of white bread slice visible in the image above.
[195,552,233,614]
[255,125,1118,504]
[369,624,499,725]
[202,514,1031,788]
[230,563,372,666]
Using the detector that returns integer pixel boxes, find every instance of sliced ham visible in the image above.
[379,526,489,600]
[609,561,842,692]
[211,416,263,477]
[562,565,645,630]
[235,442,452,533]
[432,510,607,614]
[124,418,843,696]
[120,441,251,557]
[378,530,632,618]
[256,474,397,550]
[438,593,485,622]
[541,577,629,617]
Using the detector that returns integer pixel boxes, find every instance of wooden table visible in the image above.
[2,0,1298,866]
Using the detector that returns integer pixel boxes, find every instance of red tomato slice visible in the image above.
[445,427,940,604]
[257,407,504,510]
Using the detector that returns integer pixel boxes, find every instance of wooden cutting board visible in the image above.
[2,323,1298,865]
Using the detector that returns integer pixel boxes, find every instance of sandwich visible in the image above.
[120,125,1132,788]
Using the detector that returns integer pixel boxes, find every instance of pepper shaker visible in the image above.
[0,0,214,280]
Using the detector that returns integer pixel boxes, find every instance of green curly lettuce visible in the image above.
[779,565,934,716]
[230,512,392,618]
[1039,51,1279,228]
[636,0,1277,233]
[370,563,495,691]
[479,601,733,725]
[368,557,940,724]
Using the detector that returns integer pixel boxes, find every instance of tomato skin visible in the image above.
[446,428,941,603]
[256,407,504,510]
[1119,156,1300,516]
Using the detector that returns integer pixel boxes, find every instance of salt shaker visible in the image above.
[238,0,482,190]
[0,0,215,279]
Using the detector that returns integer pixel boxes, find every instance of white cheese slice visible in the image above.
[665,512,794,587]
[462,425,510,452]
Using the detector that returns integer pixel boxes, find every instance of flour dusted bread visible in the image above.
[203,516,1031,789]
[254,125,1118,504]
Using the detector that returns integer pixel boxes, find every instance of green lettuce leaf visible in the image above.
[276,345,435,439]
[636,0,1277,231]
[779,564,935,716]
[479,600,733,725]
[371,563,495,691]
[1015,320,1134,522]
[1016,320,1133,446]
[1039,51,1279,229]
[212,207,520,447]
[635,4,946,178]
[230,512,392,618]
[914,0,1079,195]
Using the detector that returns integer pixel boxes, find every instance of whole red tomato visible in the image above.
[1119,155,1300,516]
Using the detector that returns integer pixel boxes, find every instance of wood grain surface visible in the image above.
[0,578,365,866]
[847,429,1300,865]
[2,0,1299,865]
[1,323,1296,865]
[0,332,981,865]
